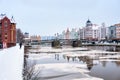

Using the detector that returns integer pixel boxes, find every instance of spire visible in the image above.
[86,18,92,27]
[11,16,15,23]
[86,19,91,23]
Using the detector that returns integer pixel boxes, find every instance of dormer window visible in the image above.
[0,23,1,28]
[4,21,8,27]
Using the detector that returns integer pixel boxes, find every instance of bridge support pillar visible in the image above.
[72,40,82,47]
[51,40,61,48]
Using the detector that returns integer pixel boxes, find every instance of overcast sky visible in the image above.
[0,0,120,36]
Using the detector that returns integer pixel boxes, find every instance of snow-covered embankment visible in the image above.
[0,45,24,80]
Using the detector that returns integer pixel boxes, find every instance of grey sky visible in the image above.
[0,0,120,36]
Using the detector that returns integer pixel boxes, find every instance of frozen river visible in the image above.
[25,46,120,80]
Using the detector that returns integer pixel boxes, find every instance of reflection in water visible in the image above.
[65,56,94,70]
[72,57,75,61]
[90,61,120,80]
[67,56,70,62]
[55,54,59,60]
[87,64,93,70]
[115,61,120,67]
[25,45,120,80]
[101,61,107,67]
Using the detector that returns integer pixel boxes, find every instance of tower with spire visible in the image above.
[86,19,92,27]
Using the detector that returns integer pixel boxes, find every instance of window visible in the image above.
[5,33,7,35]
[111,30,113,34]
[5,37,7,40]
[4,21,8,27]
[0,23,1,28]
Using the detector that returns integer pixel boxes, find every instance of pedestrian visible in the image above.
[19,42,22,49]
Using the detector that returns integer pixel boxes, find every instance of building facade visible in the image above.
[109,25,116,40]
[65,28,70,39]
[24,32,29,38]
[98,23,107,40]
[70,28,78,39]
[0,16,16,48]
[57,19,109,42]
[78,28,85,40]
[115,23,120,40]
[30,35,41,42]
[83,19,100,41]
[108,23,120,40]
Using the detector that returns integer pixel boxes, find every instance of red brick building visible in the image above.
[0,16,16,48]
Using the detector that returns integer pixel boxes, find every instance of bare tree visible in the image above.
[16,28,24,43]
[23,57,41,80]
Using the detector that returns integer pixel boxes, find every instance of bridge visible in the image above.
[24,39,82,48]
[40,39,82,45]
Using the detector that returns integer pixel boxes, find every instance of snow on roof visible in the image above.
[0,14,16,23]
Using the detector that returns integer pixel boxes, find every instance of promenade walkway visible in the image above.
[0,45,24,80]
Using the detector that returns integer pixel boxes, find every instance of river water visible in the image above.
[26,46,120,80]
[83,45,120,80]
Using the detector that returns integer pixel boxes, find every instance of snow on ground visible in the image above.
[99,55,120,61]
[34,63,103,80]
[63,50,120,60]
[0,45,24,80]
[28,47,89,53]
[28,49,104,80]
